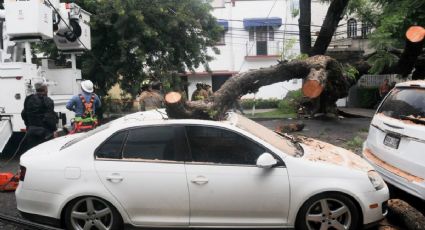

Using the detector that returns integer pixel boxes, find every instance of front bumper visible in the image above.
[360,186,389,225]
[363,148,425,200]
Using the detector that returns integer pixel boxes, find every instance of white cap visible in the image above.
[81,80,94,93]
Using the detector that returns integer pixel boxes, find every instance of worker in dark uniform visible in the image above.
[19,82,58,153]
[191,82,209,101]
[138,80,164,111]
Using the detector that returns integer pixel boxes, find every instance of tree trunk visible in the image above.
[311,0,350,56]
[299,0,311,55]
[386,199,425,230]
[397,38,424,77]
[165,56,346,120]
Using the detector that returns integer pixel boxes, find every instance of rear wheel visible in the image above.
[295,193,360,230]
[64,196,123,230]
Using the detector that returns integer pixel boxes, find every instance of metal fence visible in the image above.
[356,74,408,87]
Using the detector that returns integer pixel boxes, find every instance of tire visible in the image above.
[295,193,360,230]
[64,196,123,230]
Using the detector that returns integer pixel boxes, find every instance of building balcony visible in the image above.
[245,41,282,59]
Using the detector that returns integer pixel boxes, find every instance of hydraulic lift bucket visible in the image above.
[0,117,13,155]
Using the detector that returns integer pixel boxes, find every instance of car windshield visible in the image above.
[378,87,425,122]
[234,115,297,156]
[61,124,111,150]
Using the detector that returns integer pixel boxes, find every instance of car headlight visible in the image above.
[368,170,385,190]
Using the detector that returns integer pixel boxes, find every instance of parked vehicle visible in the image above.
[363,80,425,200]
[16,111,388,230]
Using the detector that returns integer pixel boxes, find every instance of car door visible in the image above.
[94,126,190,227]
[183,125,290,227]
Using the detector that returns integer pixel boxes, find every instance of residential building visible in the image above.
[184,0,373,101]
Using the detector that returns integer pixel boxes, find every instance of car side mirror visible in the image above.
[256,152,277,169]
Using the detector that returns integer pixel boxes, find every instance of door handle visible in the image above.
[106,173,124,183]
[191,176,209,185]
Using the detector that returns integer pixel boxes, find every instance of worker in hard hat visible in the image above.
[191,82,209,101]
[138,79,164,111]
[66,80,101,133]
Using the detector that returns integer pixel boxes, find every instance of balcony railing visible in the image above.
[246,41,282,57]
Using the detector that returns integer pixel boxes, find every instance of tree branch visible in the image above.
[165,56,345,120]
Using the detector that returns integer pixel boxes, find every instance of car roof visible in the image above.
[395,80,425,88]
[108,109,236,130]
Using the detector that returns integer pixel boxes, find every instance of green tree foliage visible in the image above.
[39,0,222,96]
[348,0,425,74]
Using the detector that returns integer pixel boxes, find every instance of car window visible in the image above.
[379,87,425,119]
[185,126,265,165]
[95,131,127,159]
[122,126,175,161]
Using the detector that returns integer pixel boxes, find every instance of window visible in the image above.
[96,131,127,159]
[361,22,371,38]
[347,18,357,38]
[249,28,254,41]
[185,126,266,165]
[247,26,275,55]
[378,88,425,119]
[268,27,274,41]
[122,126,176,161]
[217,31,225,45]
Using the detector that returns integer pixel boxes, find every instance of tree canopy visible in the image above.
[348,0,425,76]
[40,0,222,96]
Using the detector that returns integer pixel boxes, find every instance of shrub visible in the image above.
[241,98,280,109]
[357,87,379,108]
[277,89,303,114]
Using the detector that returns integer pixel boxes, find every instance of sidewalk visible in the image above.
[338,107,375,118]
[244,108,275,114]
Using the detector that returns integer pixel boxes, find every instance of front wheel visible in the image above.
[64,196,123,230]
[295,193,360,230]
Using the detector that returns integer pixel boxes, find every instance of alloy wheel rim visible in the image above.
[70,197,113,230]
[305,198,352,230]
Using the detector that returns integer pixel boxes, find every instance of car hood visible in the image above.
[21,133,85,160]
[300,137,374,172]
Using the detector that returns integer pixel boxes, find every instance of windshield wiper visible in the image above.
[399,115,425,125]
[274,131,304,157]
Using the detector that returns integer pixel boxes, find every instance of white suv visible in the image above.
[363,80,425,200]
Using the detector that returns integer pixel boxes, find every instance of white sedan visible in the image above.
[16,111,388,230]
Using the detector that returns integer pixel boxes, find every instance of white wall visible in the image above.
[188,0,367,100]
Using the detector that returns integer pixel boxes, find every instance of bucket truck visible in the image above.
[0,0,91,155]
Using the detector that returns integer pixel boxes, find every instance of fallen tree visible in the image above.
[165,55,352,120]
[385,199,425,230]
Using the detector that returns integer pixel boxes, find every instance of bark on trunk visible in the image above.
[299,0,311,55]
[275,122,305,133]
[311,0,350,55]
[386,199,425,230]
[398,39,424,77]
[165,55,345,120]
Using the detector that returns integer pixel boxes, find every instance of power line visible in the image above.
[45,0,118,81]
[218,18,348,28]
[238,0,279,72]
